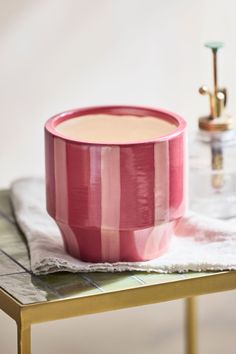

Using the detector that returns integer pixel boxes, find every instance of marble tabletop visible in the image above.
[0,190,231,306]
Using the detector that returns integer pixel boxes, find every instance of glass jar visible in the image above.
[189,129,236,219]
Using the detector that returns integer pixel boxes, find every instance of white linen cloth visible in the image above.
[10,178,236,275]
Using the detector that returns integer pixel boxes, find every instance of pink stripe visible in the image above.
[58,223,80,258]
[66,144,91,226]
[54,138,68,223]
[120,223,173,261]
[101,146,120,262]
[154,141,169,224]
[120,144,155,229]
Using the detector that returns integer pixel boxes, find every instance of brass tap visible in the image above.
[198,41,232,131]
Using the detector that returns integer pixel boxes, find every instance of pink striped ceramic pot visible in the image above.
[45,106,187,262]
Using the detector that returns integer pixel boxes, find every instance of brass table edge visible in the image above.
[0,288,22,322]
[16,270,236,324]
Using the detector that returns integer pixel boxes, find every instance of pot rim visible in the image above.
[45,105,187,146]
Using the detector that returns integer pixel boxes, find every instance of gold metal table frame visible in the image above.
[0,190,236,354]
[1,271,236,354]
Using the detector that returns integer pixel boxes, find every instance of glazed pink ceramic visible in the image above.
[45,106,187,262]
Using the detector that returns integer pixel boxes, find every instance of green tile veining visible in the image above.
[38,273,101,298]
[0,218,30,270]
[0,251,25,275]
[86,272,143,292]
[134,272,184,285]
[0,190,30,270]
[1,242,30,270]
[0,273,57,304]
[180,271,216,279]
[0,217,26,247]
[134,271,217,285]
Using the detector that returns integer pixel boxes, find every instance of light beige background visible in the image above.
[1,0,236,187]
[0,1,235,353]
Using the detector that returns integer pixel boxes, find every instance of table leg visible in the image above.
[17,320,31,354]
[185,297,198,354]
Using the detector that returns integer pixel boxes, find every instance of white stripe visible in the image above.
[88,146,101,226]
[154,141,169,224]
[101,146,120,261]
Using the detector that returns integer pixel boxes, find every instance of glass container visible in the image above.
[189,129,236,219]
[189,41,236,219]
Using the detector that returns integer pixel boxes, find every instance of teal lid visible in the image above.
[205,41,224,51]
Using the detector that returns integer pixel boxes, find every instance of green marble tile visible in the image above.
[134,271,217,285]
[38,273,101,298]
[180,271,216,279]
[0,251,25,275]
[134,272,184,285]
[86,272,143,292]
[2,242,30,270]
[0,217,25,246]
[0,190,14,221]
[0,218,30,270]
[0,273,58,304]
